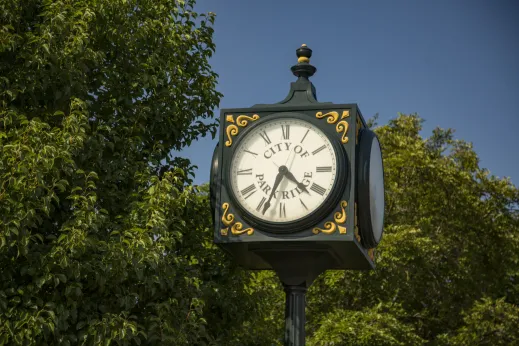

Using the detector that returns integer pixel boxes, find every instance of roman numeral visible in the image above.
[244,149,258,157]
[241,184,257,199]
[300,129,309,143]
[237,168,252,175]
[312,145,326,155]
[279,202,286,218]
[316,166,332,173]
[256,197,266,211]
[281,125,290,140]
[310,183,326,196]
[259,131,271,145]
[299,198,308,210]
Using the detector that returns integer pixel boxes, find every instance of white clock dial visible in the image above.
[230,118,338,223]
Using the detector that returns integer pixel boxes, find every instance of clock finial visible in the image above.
[291,44,316,79]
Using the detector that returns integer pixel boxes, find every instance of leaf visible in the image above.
[76,321,86,331]
[57,274,67,283]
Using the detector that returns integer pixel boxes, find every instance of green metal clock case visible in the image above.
[212,103,375,270]
[223,111,348,234]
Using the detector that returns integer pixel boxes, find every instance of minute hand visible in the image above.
[284,170,309,194]
[262,170,285,214]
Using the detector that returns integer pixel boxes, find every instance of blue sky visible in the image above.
[181,0,519,186]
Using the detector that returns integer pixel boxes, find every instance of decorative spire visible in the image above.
[291,44,316,79]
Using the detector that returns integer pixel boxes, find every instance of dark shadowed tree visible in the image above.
[0,0,223,344]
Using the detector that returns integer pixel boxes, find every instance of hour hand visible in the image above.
[262,170,285,214]
[284,170,309,194]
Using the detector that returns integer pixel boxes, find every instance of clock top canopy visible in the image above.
[256,44,323,107]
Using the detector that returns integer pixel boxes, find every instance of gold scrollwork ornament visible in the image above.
[334,200,348,234]
[336,120,349,144]
[236,114,260,127]
[221,203,234,226]
[354,202,361,242]
[224,114,260,147]
[334,201,348,224]
[316,111,339,124]
[231,222,254,235]
[313,201,348,235]
[312,221,337,235]
[354,228,361,242]
[220,202,254,236]
[225,125,239,147]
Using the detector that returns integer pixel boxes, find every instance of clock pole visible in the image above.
[281,44,317,346]
[284,284,307,346]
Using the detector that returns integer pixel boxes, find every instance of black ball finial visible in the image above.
[291,44,316,79]
[296,44,312,63]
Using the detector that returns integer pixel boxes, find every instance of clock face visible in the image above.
[369,137,385,243]
[229,117,338,223]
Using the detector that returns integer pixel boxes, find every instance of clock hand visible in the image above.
[284,170,310,194]
[284,146,308,193]
[284,147,295,166]
[262,166,287,214]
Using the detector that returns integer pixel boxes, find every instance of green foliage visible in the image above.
[0,0,227,344]
[438,297,519,345]
[308,303,425,346]
[305,114,519,344]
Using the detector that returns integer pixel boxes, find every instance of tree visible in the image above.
[438,297,519,345]
[2,1,518,344]
[305,114,519,345]
[197,114,519,345]
[0,0,223,344]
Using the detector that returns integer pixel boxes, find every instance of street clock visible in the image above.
[211,45,384,281]
[210,44,385,346]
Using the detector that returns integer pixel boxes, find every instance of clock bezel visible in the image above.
[356,129,385,248]
[224,112,348,233]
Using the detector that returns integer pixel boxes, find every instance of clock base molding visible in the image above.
[219,240,374,274]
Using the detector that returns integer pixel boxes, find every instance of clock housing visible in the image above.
[211,44,384,276]
[212,103,378,272]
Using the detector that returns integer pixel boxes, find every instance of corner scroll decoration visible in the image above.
[315,110,350,144]
[336,110,350,144]
[231,222,254,236]
[316,111,339,124]
[312,221,336,234]
[224,114,260,147]
[354,202,361,242]
[313,201,348,235]
[220,202,254,236]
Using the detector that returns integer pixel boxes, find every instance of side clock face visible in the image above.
[357,129,385,248]
[229,117,339,224]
